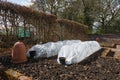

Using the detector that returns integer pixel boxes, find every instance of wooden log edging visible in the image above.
[114,45,120,60]
[101,48,111,58]
[1,68,32,80]
[101,44,120,60]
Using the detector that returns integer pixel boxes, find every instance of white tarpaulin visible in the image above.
[57,41,101,65]
[26,40,81,59]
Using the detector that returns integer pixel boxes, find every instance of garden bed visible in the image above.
[0,34,120,80]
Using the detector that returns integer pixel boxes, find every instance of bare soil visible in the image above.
[0,34,120,80]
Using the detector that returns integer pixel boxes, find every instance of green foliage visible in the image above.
[108,19,120,33]
[96,27,104,34]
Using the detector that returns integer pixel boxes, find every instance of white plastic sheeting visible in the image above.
[57,41,101,65]
[26,40,81,58]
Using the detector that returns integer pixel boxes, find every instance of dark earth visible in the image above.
[0,34,120,80]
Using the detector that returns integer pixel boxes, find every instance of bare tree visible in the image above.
[93,0,120,33]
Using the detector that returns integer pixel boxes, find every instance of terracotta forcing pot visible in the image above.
[12,41,27,63]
